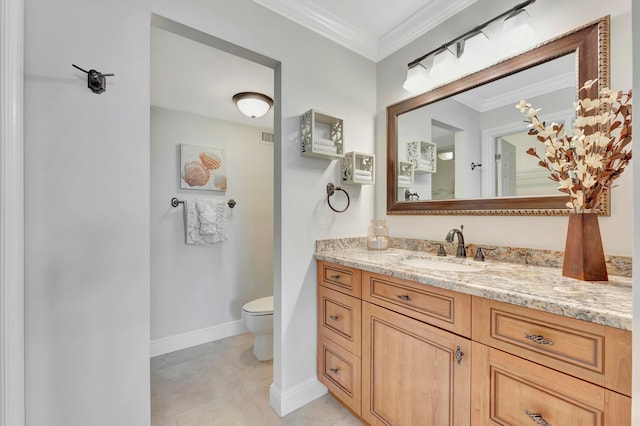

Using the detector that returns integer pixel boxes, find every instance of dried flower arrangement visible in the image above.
[516,80,632,212]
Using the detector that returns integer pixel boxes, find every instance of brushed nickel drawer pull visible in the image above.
[523,410,551,425]
[330,274,341,279]
[329,368,339,374]
[397,294,411,301]
[524,334,554,345]
[455,346,464,365]
[329,315,339,321]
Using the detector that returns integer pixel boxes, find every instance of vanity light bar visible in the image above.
[406,0,536,69]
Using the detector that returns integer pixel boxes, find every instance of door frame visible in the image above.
[0,0,25,425]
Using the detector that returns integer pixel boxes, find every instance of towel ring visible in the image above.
[326,183,350,213]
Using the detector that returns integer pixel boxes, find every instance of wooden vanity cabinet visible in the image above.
[316,261,631,425]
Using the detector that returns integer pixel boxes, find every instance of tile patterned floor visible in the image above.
[151,333,363,425]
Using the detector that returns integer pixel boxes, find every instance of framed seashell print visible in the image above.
[180,144,227,191]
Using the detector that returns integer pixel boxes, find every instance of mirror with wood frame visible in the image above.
[387,17,609,216]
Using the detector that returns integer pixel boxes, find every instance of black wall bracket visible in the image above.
[72,64,115,94]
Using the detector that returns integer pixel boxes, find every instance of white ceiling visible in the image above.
[151,1,481,126]
[251,0,478,61]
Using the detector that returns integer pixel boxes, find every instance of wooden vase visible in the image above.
[562,212,608,281]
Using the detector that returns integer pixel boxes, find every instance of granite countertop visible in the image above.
[314,247,632,331]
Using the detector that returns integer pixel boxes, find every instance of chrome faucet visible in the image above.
[445,225,466,258]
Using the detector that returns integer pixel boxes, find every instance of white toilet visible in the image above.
[241,296,274,361]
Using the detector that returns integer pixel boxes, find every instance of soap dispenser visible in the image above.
[367,220,389,250]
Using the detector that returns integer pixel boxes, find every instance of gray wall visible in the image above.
[24,0,376,424]
[150,107,273,345]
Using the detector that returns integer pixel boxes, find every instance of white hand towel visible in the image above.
[398,176,411,182]
[185,200,217,245]
[354,170,372,177]
[313,138,336,147]
[314,145,337,154]
[354,175,373,182]
[196,199,228,243]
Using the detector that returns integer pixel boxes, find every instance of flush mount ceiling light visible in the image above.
[402,0,536,94]
[438,151,454,161]
[232,92,274,118]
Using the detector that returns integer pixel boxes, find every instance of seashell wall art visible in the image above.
[180,144,227,191]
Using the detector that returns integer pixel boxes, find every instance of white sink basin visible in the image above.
[401,258,484,273]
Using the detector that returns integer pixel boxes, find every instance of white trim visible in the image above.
[150,320,247,357]
[269,378,327,417]
[0,0,25,424]
[251,0,477,62]
[251,0,377,61]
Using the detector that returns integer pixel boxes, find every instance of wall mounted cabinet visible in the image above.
[342,151,374,185]
[397,161,413,188]
[406,140,437,173]
[300,109,344,160]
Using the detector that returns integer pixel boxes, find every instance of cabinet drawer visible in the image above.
[471,342,629,426]
[362,271,471,337]
[318,285,361,356]
[318,260,362,298]
[317,334,361,416]
[472,297,631,395]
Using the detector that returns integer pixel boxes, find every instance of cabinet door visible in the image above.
[362,302,470,426]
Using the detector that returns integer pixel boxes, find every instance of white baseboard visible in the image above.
[150,319,247,357]
[269,378,327,417]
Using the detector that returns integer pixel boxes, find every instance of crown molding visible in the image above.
[252,0,477,62]
[378,0,477,61]
[252,0,378,61]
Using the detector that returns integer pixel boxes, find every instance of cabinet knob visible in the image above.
[524,334,554,345]
[397,294,411,301]
[523,410,550,426]
[329,315,339,321]
[329,368,339,374]
[330,274,340,280]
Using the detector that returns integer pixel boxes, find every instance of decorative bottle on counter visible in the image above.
[368,220,389,250]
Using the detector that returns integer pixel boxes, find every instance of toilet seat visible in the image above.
[242,296,273,316]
